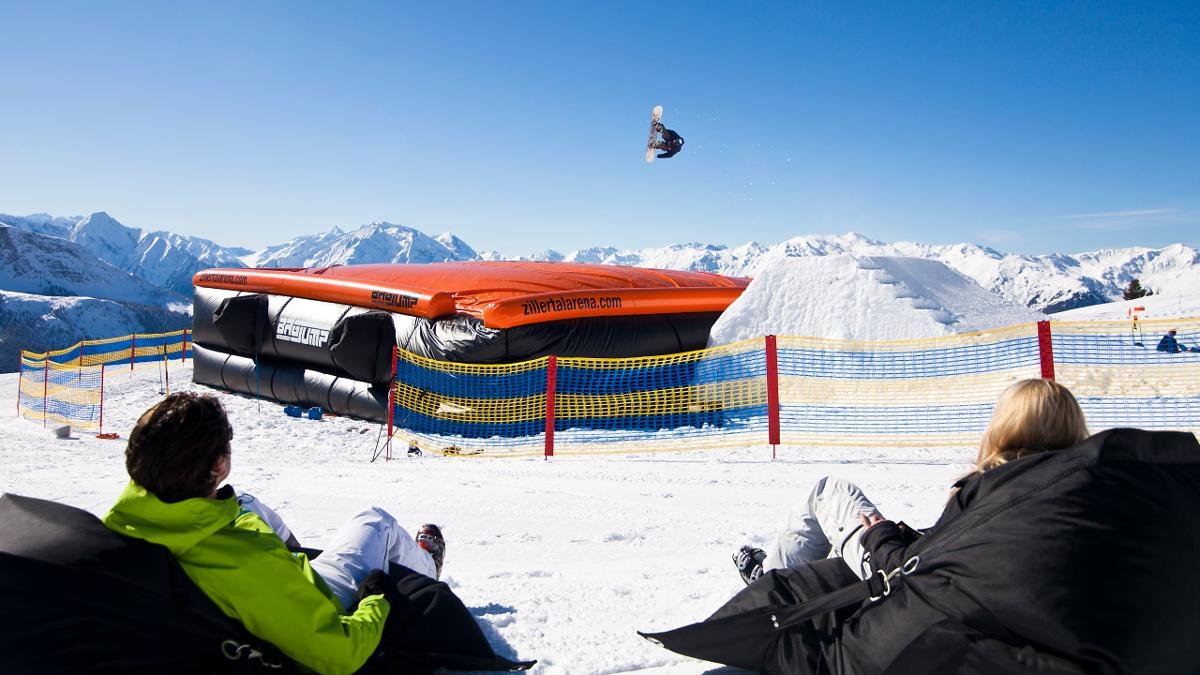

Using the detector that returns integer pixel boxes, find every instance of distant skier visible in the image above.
[651,121,685,159]
[1156,329,1192,353]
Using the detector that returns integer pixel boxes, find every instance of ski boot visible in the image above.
[733,545,766,585]
[416,524,446,578]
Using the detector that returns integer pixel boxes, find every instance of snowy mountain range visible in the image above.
[241,223,478,268]
[519,236,1200,315]
[240,221,1198,314]
[0,218,195,370]
[0,212,250,296]
[1,209,1197,371]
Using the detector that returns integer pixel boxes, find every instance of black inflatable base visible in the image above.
[192,344,390,422]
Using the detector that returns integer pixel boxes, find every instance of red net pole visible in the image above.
[183,329,190,363]
[545,355,557,459]
[385,347,399,462]
[1037,321,1055,381]
[765,335,780,458]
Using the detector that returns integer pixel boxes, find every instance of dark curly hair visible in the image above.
[126,392,233,503]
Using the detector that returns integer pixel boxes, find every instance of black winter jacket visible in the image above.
[646,429,1200,675]
[831,428,1200,674]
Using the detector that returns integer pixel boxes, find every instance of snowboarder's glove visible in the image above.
[356,569,400,607]
[353,569,405,643]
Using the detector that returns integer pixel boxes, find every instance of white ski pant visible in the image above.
[309,507,438,610]
[762,476,881,580]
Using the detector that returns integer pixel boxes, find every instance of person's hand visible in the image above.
[356,569,393,602]
[859,512,886,532]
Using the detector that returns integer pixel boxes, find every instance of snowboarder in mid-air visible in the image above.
[651,121,685,159]
[645,105,685,163]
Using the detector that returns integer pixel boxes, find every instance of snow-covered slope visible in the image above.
[0,212,79,239]
[0,289,190,373]
[0,360,970,675]
[239,227,346,267]
[435,231,478,260]
[0,217,196,373]
[69,212,143,268]
[126,230,250,295]
[709,255,1046,346]
[1050,288,1200,322]
[0,211,251,296]
[0,224,185,306]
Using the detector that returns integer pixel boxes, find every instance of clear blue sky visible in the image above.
[1,1,1197,257]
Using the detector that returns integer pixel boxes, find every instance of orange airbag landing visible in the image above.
[193,261,748,329]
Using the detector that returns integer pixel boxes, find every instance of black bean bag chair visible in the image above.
[642,428,1200,674]
[0,493,534,674]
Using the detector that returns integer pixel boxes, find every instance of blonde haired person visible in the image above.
[734,378,1089,584]
[974,378,1089,472]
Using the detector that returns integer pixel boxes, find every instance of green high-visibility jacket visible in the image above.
[103,481,388,674]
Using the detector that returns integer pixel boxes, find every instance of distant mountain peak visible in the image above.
[528,249,566,262]
[17,212,62,224]
[435,231,478,259]
[248,219,473,269]
[72,211,124,231]
[69,212,141,269]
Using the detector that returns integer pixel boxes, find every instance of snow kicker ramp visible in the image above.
[191,261,747,421]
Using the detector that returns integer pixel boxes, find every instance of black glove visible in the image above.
[895,521,924,545]
[353,569,407,648]
[356,569,400,608]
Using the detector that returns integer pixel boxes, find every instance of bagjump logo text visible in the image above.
[276,318,330,347]
[371,290,419,309]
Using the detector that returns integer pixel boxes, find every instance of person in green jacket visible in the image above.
[103,392,444,674]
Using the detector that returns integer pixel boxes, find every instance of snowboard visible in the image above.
[645,105,663,163]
